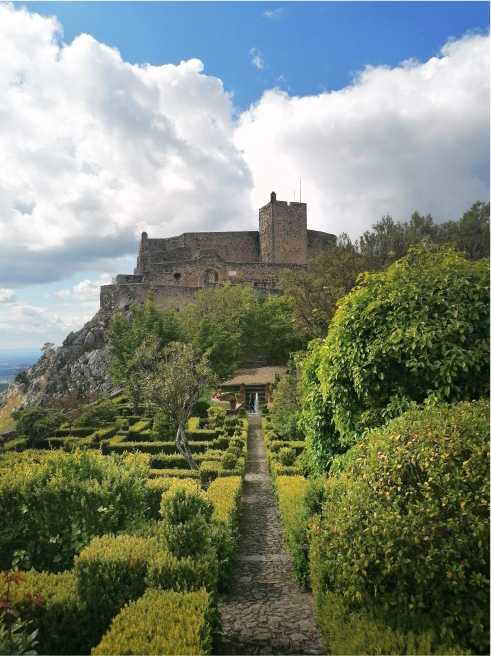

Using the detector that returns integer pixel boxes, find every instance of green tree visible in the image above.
[439,200,490,260]
[108,289,182,413]
[13,406,64,446]
[13,370,28,391]
[181,284,253,379]
[280,238,366,340]
[143,342,217,470]
[269,361,304,441]
[255,295,304,363]
[300,244,490,472]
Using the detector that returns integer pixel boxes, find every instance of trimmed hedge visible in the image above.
[274,476,310,586]
[74,534,161,646]
[92,588,215,656]
[0,570,89,655]
[145,477,200,518]
[207,477,243,591]
[148,468,200,480]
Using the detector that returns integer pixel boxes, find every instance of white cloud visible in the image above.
[54,273,113,300]
[0,288,17,303]
[235,33,490,238]
[263,8,283,20]
[0,3,255,286]
[249,47,265,70]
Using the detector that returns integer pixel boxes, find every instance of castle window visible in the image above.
[204,269,218,286]
[173,272,181,281]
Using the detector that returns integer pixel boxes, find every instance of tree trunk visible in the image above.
[175,423,199,470]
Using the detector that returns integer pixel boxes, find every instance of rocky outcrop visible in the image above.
[2,308,116,411]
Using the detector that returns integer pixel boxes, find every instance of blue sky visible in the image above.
[22,1,490,108]
[0,2,489,349]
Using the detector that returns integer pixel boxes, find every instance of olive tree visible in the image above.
[143,342,217,470]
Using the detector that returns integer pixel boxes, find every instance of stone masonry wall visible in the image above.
[307,229,336,257]
[272,200,307,264]
[101,194,335,314]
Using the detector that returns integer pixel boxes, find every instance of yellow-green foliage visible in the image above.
[310,401,490,653]
[0,570,90,655]
[92,588,214,656]
[188,416,200,430]
[274,476,310,586]
[148,467,200,479]
[0,449,150,572]
[315,589,468,656]
[146,550,218,593]
[207,476,242,524]
[145,476,200,517]
[206,476,242,591]
[74,534,161,646]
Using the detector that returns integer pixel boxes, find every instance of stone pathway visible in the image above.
[218,414,324,655]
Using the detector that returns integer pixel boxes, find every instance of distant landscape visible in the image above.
[0,348,41,392]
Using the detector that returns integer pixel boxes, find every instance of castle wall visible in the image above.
[307,229,336,257]
[102,193,335,315]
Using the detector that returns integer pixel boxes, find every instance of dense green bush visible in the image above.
[314,589,467,655]
[0,450,149,571]
[300,245,490,470]
[309,401,490,653]
[159,487,214,559]
[207,477,242,591]
[92,588,215,656]
[75,534,161,646]
[74,399,117,427]
[0,570,90,655]
[13,406,64,447]
[207,405,226,428]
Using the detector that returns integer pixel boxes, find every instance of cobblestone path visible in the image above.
[218,414,324,655]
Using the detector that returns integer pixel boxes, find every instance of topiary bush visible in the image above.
[309,400,490,653]
[277,446,297,466]
[300,245,490,470]
[159,487,214,559]
[206,406,226,428]
[221,452,238,471]
[92,588,216,656]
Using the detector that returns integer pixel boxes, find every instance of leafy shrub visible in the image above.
[159,487,214,559]
[0,450,150,571]
[145,477,200,519]
[314,589,467,656]
[13,406,64,447]
[206,405,226,428]
[270,369,304,441]
[0,570,89,655]
[300,245,490,471]
[309,400,490,653]
[74,399,117,428]
[75,534,161,646]
[92,588,215,656]
[277,447,297,466]
[199,461,220,487]
[221,452,238,470]
[152,411,176,439]
[146,551,218,595]
[191,400,211,418]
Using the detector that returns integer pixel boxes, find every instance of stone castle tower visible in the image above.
[100,192,335,311]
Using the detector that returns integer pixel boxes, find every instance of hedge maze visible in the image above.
[0,395,247,654]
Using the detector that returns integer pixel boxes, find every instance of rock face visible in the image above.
[3,308,115,410]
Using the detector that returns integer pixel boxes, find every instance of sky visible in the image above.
[0,1,489,349]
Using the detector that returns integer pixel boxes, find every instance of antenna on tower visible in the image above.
[294,189,295,202]
[300,179,302,203]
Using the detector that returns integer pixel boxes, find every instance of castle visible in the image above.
[100,192,335,311]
